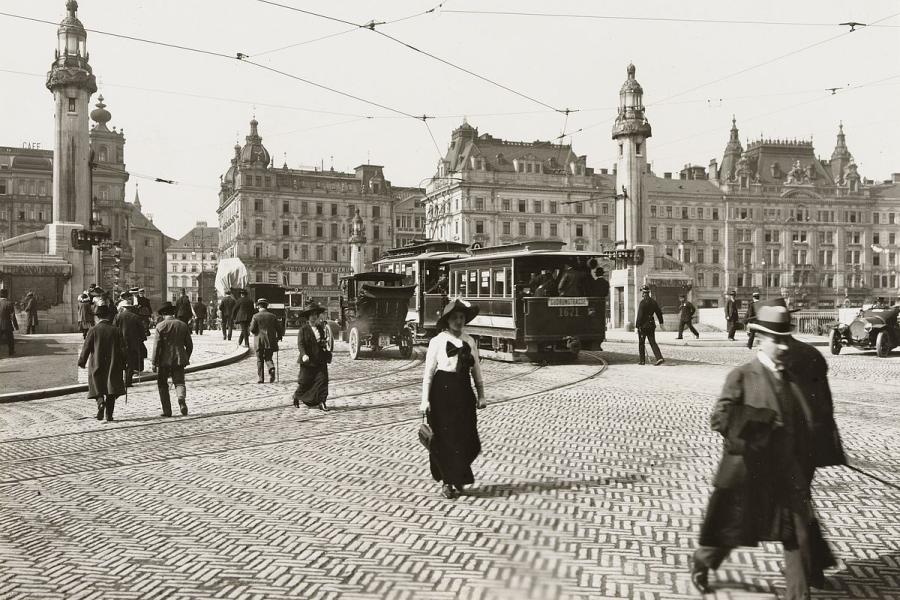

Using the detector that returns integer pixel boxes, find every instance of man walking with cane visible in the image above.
[249,298,283,384]
[635,285,664,366]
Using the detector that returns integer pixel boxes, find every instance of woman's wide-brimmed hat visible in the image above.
[748,303,796,337]
[436,297,479,331]
[78,292,91,303]
[297,301,327,318]
[157,301,176,316]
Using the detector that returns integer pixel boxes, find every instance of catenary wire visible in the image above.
[443,9,900,28]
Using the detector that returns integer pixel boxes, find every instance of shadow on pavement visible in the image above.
[467,474,646,498]
[821,552,900,595]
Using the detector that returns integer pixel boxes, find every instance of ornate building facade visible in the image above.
[217,119,403,315]
[166,221,219,303]
[422,121,616,251]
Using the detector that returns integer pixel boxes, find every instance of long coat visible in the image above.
[635,297,663,330]
[724,297,739,322]
[249,309,284,350]
[152,317,193,368]
[232,296,255,324]
[174,295,193,320]
[192,301,208,320]
[700,352,845,585]
[0,297,18,333]
[743,300,758,326]
[678,300,696,323]
[113,309,147,372]
[77,301,94,329]
[78,320,126,399]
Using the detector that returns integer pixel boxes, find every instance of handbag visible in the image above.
[417,415,433,450]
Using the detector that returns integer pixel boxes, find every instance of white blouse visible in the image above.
[421,331,485,405]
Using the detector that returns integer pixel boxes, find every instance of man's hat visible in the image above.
[436,297,479,331]
[225,290,233,295]
[752,290,761,298]
[95,304,117,319]
[120,291,133,300]
[297,301,327,318]
[157,302,176,316]
[138,288,145,293]
[129,287,140,293]
[640,284,651,293]
[749,304,795,337]
[727,290,736,296]
[256,298,269,308]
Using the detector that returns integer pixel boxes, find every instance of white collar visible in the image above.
[756,350,784,374]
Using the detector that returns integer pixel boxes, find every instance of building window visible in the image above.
[331,246,338,261]
[666,227,673,241]
[575,203,583,215]
[696,249,704,264]
[550,223,558,237]
[68,98,76,112]
[281,222,289,236]
[502,222,510,235]
[601,224,609,239]
[330,223,338,239]
[301,245,309,260]
[518,200,526,213]
[549,201,557,214]
[712,229,719,242]
[316,245,324,261]
[682,228,689,241]
[254,245,262,258]
[254,199,263,212]
[712,249,720,264]
[255,176,262,187]
[518,222,527,236]
[601,203,609,216]
[475,198,484,211]
[254,220,263,235]
[712,208,719,220]
[502,198,511,211]
[533,200,542,213]
[635,142,642,156]
[301,273,309,285]
[316,203,323,215]
[650,226,657,240]
[372,206,381,218]
[373,225,380,240]
[316,224,323,238]
[282,200,289,214]
[331,204,338,216]
[575,224,584,237]
[682,207,689,219]
[534,222,542,236]
[475,220,484,234]
[713,273,720,287]
[282,246,290,259]
[650,205,657,217]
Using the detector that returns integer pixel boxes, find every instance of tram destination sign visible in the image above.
[548,297,588,307]
[599,248,644,265]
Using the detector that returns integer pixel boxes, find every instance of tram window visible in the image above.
[468,270,478,296]
[493,269,507,296]
[455,271,466,296]
[480,270,491,296]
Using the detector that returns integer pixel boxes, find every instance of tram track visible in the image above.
[0,356,608,485]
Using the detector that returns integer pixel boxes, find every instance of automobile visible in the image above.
[338,272,417,360]
[830,305,900,357]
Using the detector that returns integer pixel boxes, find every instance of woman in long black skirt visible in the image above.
[420,298,487,499]
[293,302,333,411]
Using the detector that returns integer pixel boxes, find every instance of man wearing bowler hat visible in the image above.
[743,290,761,349]
[724,290,739,341]
[249,298,283,384]
[152,301,193,417]
[691,298,845,596]
[78,303,127,422]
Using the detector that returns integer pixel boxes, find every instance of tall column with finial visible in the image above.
[47,0,97,231]
[349,209,367,275]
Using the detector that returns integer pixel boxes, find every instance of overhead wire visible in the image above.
[443,9,900,28]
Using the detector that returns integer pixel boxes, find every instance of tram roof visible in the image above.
[379,239,470,260]
[374,250,468,264]
[442,241,601,265]
[339,271,406,282]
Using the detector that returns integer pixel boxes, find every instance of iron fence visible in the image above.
[792,310,838,335]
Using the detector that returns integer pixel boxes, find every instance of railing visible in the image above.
[654,256,684,271]
[792,310,838,335]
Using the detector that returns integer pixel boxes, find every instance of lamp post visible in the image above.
[760,260,767,299]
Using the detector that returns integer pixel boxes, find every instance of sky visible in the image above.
[1,0,898,240]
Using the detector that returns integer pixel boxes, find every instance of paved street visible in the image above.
[0,332,240,395]
[0,338,898,599]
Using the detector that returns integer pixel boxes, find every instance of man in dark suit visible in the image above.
[23,290,39,334]
[113,301,147,387]
[78,303,127,421]
[219,291,236,341]
[152,302,193,417]
[676,294,699,340]
[174,289,193,325]
[232,289,255,348]
[635,284,664,365]
[192,296,208,336]
[249,298,284,383]
[691,301,845,597]
[0,288,18,357]
[135,288,153,334]
[724,290,739,340]
[743,290,761,349]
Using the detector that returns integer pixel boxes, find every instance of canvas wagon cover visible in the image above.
[215,258,248,297]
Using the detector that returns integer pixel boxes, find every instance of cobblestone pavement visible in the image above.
[0,340,898,599]
[0,332,240,394]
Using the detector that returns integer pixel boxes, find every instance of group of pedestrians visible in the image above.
[0,289,43,357]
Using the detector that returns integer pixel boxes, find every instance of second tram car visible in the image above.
[442,241,608,361]
[374,239,470,340]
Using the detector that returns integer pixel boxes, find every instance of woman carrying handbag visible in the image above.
[420,298,487,500]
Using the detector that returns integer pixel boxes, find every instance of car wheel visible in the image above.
[348,327,361,360]
[829,330,842,355]
[876,331,890,358]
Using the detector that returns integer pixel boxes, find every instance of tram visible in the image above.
[373,239,470,339]
[442,240,608,361]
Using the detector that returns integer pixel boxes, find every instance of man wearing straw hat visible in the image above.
[691,298,845,597]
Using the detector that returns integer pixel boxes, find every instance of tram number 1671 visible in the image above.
[548,297,588,317]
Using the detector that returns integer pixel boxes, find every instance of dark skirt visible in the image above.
[294,364,329,406]
[427,370,481,485]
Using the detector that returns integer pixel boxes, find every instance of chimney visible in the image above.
[664,172,672,179]
[893,172,900,183]
[600,168,608,175]
[196,221,208,227]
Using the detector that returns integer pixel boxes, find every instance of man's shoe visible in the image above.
[257,379,264,384]
[95,408,104,421]
[690,562,712,594]
[676,336,683,340]
[178,399,188,416]
[441,484,458,500]
[655,358,665,366]
[638,361,645,365]
[319,402,328,412]
[160,413,172,418]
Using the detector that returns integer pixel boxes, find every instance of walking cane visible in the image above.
[276,348,279,383]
